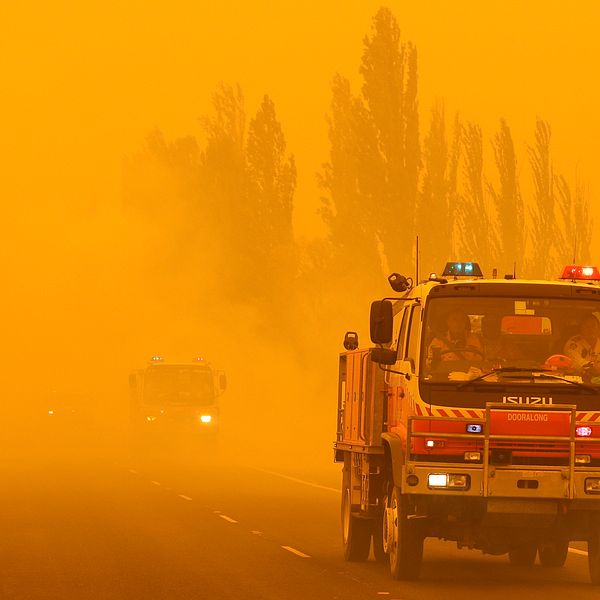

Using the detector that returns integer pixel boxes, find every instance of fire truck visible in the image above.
[334,263,600,584]
[129,357,226,440]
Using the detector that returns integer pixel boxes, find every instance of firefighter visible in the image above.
[563,314,600,374]
[427,309,484,365]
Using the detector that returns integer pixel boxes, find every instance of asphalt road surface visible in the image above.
[0,440,598,599]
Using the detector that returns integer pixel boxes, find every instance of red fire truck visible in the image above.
[335,263,600,583]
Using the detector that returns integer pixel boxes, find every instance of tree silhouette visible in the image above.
[555,173,593,266]
[528,118,559,278]
[246,94,297,306]
[320,74,383,288]
[360,7,420,273]
[416,102,452,274]
[456,122,495,268]
[488,118,523,274]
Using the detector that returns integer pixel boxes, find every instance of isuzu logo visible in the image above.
[502,395,553,405]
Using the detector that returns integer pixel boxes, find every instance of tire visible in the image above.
[538,541,568,568]
[341,458,372,561]
[508,542,538,566]
[385,486,423,580]
[589,526,600,584]
[372,508,387,563]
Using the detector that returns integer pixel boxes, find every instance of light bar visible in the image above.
[151,356,164,362]
[560,265,600,281]
[442,262,483,278]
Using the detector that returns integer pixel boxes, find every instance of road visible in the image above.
[0,439,598,599]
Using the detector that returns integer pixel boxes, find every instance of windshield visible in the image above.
[420,296,600,387]
[143,366,215,406]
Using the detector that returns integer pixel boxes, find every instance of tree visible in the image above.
[320,74,383,288]
[360,7,420,273]
[528,118,559,278]
[199,84,249,295]
[245,94,297,306]
[488,118,524,275]
[456,122,495,267]
[555,173,593,265]
[416,102,452,274]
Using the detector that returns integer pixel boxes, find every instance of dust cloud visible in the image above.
[1,1,599,477]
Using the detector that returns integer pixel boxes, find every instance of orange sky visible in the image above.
[3,0,600,240]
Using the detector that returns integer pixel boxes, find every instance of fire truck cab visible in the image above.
[335,263,600,583]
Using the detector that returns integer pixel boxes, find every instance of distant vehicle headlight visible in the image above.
[145,415,157,422]
[200,415,212,424]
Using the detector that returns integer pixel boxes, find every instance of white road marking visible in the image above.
[251,530,263,536]
[252,468,339,494]
[151,481,161,486]
[128,469,138,475]
[213,510,222,514]
[376,594,391,596]
[281,545,310,558]
[569,547,588,556]
[219,515,238,524]
[179,494,193,501]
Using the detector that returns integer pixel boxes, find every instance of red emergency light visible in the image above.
[560,265,600,281]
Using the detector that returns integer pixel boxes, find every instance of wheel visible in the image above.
[538,541,568,567]
[385,485,423,580]
[589,526,600,584]
[341,458,371,561]
[508,542,537,566]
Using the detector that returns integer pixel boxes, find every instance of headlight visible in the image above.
[145,415,157,422]
[428,473,470,490]
[585,478,600,494]
[200,415,212,424]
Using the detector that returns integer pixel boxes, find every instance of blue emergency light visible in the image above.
[442,262,483,278]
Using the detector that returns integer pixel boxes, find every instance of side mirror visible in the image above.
[343,331,359,350]
[370,300,393,344]
[128,374,137,390]
[219,373,227,392]
[370,347,397,365]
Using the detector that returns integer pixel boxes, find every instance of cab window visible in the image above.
[406,305,422,370]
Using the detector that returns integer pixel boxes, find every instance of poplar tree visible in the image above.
[456,122,494,267]
[528,119,559,278]
[417,103,452,274]
[488,119,524,274]
[360,7,420,273]
[246,94,297,304]
[320,74,383,288]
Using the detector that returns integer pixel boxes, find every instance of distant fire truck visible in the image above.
[129,357,226,439]
[335,263,600,584]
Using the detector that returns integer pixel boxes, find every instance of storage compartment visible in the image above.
[336,350,386,447]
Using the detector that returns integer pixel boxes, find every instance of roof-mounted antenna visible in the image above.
[415,235,419,284]
[513,261,516,279]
